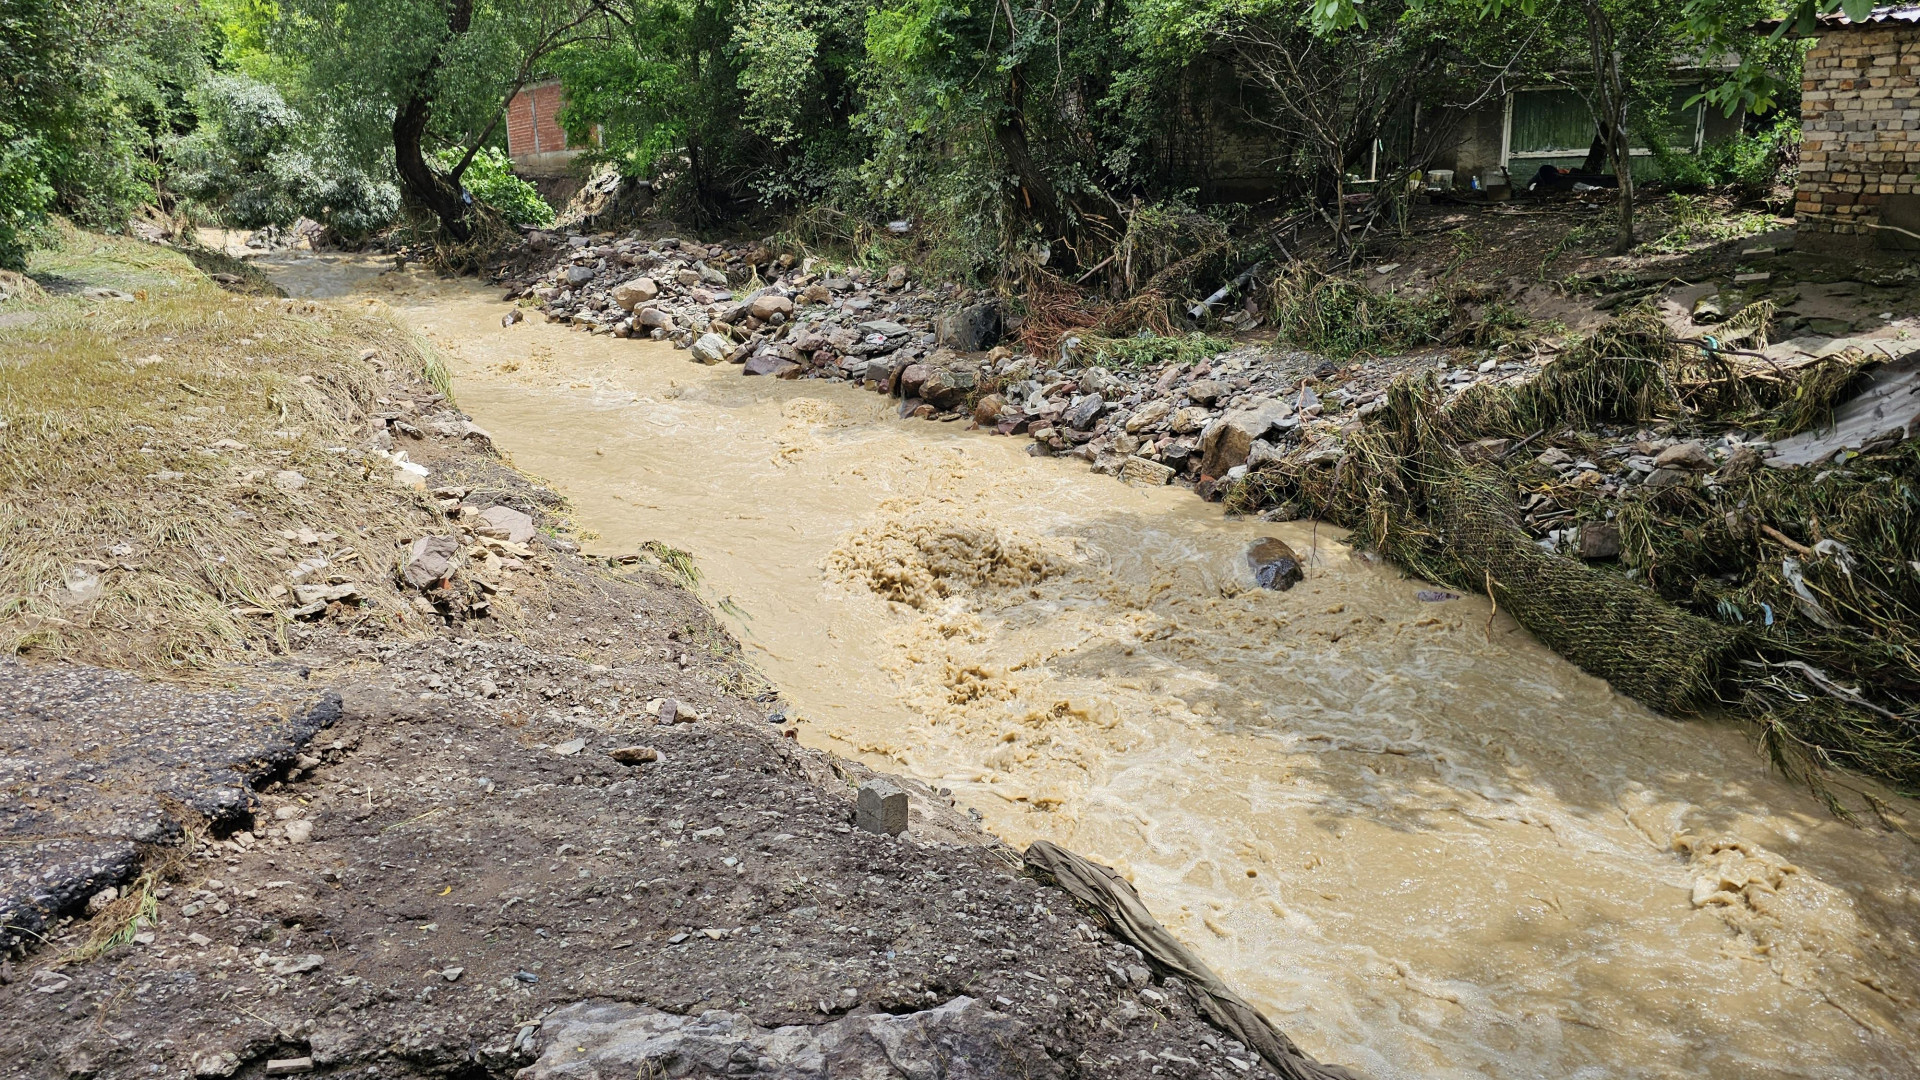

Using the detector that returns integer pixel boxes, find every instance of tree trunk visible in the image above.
[996,67,1072,263]
[1584,1,1634,253]
[390,0,475,243]
[394,91,471,242]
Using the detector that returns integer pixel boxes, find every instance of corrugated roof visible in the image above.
[1757,3,1920,31]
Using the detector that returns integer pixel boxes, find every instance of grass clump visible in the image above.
[0,223,449,675]
[1267,263,1456,358]
[1638,194,1773,255]
[1085,331,1233,370]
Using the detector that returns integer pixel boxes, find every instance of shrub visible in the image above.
[438,147,553,227]
[1267,266,1454,357]
[168,75,402,240]
[311,166,403,242]
[169,75,307,228]
[0,128,55,271]
[1653,117,1798,195]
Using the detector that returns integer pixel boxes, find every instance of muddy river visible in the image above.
[265,252,1920,1080]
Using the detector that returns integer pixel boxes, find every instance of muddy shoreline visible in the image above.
[0,236,1327,1080]
[347,252,1920,1079]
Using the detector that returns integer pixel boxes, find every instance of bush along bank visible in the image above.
[506,228,1920,808]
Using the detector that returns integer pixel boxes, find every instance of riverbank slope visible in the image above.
[0,228,1333,1080]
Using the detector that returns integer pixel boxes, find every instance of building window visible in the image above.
[1502,84,1704,175]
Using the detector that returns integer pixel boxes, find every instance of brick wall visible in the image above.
[506,82,571,161]
[1796,24,1920,245]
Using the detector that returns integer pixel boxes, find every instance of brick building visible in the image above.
[1793,5,1920,251]
[505,81,591,177]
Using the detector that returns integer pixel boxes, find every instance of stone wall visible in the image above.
[1796,23,1920,250]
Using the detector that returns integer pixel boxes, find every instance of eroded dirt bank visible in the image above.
[1,236,1305,1080]
[297,251,1920,1080]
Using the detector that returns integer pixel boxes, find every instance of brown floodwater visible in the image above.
[263,251,1920,1080]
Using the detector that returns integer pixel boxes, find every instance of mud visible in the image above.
[2,244,1286,1080]
[275,249,1920,1080]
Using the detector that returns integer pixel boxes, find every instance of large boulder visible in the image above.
[635,306,674,331]
[1063,393,1104,431]
[475,505,536,544]
[1184,378,1227,406]
[1125,400,1171,433]
[935,301,1002,352]
[563,265,595,287]
[1654,441,1714,471]
[1167,406,1210,434]
[743,354,799,377]
[1120,456,1174,486]
[1246,537,1303,590]
[1077,366,1121,396]
[691,333,732,365]
[1197,398,1295,477]
[402,535,461,590]
[899,363,932,398]
[610,278,659,311]
[972,393,1008,426]
[919,368,976,409]
[748,293,794,321]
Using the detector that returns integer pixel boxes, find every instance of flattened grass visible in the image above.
[1,225,446,674]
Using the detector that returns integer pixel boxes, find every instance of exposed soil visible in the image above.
[0,238,1324,1080]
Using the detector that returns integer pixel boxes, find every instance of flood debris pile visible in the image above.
[1231,311,1920,798]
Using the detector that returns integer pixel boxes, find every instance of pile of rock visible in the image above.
[507,232,1004,379]
[397,498,559,622]
[506,230,1902,563]
[505,230,1549,494]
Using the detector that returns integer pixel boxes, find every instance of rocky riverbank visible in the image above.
[0,230,1355,1080]
[499,218,1918,564]
[498,220,1918,786]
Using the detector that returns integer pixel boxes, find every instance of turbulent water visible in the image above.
[266,252,1920,1080]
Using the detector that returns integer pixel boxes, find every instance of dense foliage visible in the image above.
[434,146,555,225]
[0,0,204,268]
[0,0,1838,270]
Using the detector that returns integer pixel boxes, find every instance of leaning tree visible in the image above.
[284,0,611,241]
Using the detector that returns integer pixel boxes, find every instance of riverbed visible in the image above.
[264,251,1920,1080]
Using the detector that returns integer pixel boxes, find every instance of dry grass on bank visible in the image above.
[0,225,450,676]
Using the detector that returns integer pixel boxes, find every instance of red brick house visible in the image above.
[1791,4,1920,251]
[505,81,592,176]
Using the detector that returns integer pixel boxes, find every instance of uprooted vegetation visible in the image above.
[0,226,457,673]
[1227,309,1919,804]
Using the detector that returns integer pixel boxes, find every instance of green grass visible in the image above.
[1086,331,1234,369]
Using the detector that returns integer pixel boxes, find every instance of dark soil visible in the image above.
[0,365,1312,1080]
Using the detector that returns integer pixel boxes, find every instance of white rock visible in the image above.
[476,505,537,544]
[690,333,732,365]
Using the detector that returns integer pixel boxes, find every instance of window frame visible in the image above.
[1499,83,1706,168]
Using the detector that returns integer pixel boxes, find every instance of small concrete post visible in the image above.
[855,779,909,836]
